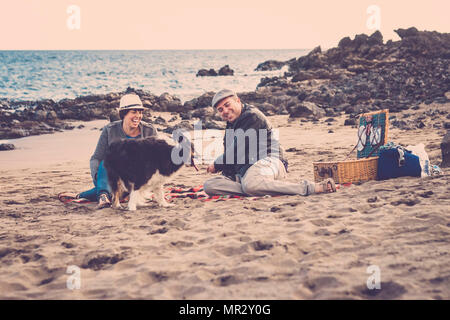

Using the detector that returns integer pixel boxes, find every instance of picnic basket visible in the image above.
[313,109,389,184]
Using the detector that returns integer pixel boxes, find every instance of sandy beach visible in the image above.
[0,102,448,300]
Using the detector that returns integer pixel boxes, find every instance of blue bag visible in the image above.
[377,148,421,180]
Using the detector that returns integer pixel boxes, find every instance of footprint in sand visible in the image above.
[80,253,125,271]
[305,276,342,292]
[390,198,421,206]
[148,227,168,235]
[310,219,334,227]
[214,275,242,287]
[170,241,194,248]
[314,229,331,236]
[61,242,75,248]
[251,240,274,251]
[354,281,407,299]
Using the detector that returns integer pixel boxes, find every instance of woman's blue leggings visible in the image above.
[79,161,111,201]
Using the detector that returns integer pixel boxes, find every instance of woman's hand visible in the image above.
[206,163,217,173]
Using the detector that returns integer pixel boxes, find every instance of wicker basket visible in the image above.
[313,157,379,184]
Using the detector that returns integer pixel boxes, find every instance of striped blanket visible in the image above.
[59,183,350,204]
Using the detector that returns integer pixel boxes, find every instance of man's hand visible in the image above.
[206,163,217,173]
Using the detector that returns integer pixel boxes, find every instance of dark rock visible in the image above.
[292,71,314,82]
[196,69,218,77]
[46,111,57,120]
[255,27,450,116]
[391,120,409,130]
[158,93,183,112]
[63,124,75,130]
[287,101,325,119]
[162,121,194,134]
[257,76,289,88]
[154,116,167,125]
[444,122,450,129]
[289,46,325,71]
[344,118,357,126]
[109,110,120,122]
[338,36,352,49]
[0,143,15,151]
[218,65,234,76]
[191,106,216,119]
[196,65,234,77]
[3,128,29,139]
[395,27,419,39]
[255,60,287,71]
[368,30,383,45]
[194,119,225,130]
[179,112,192,120]
[441,132,450,167]
[183,92,215,109]
[324,108,337,116]
[297,92,308,101]
[256,102,278,116]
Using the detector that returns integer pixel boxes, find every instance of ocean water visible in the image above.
[0,50,308,103]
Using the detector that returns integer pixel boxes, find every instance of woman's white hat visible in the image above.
[119,94,145,111]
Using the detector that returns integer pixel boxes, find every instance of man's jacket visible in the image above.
[213,103,287,179]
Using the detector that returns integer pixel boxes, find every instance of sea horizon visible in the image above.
[0,49,309,103]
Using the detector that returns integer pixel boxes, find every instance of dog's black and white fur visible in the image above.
[104,136,193,210]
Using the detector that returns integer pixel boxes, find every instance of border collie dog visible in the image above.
[104,136,196,210]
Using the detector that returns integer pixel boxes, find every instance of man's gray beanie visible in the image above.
[211,89,237,108]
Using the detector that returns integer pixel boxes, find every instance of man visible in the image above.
[204,89,336,196]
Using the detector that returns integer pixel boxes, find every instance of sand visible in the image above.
[0,106,449,300]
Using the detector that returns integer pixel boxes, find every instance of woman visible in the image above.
[60,93,157,208]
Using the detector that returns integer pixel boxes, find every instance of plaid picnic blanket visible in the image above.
[58,185,247,204]
[166,186,247,202]
[59,183,350,204]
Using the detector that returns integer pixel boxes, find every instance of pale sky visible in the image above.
[0,0,449,50]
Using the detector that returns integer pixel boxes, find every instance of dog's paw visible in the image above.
[127,205,137,211]
[112,203,123,210]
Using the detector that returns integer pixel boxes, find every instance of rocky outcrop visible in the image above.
[183,92,215,110]
[2,28,448,140]
[0,143,15,151]
[287,101,325,119]
[196,65,234,77]
[0,87,182,139]
[162,120,194,134]
[255,60,288,71]
[218,65,234,76]
[196,69,218,77]
[252,28,450,122]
